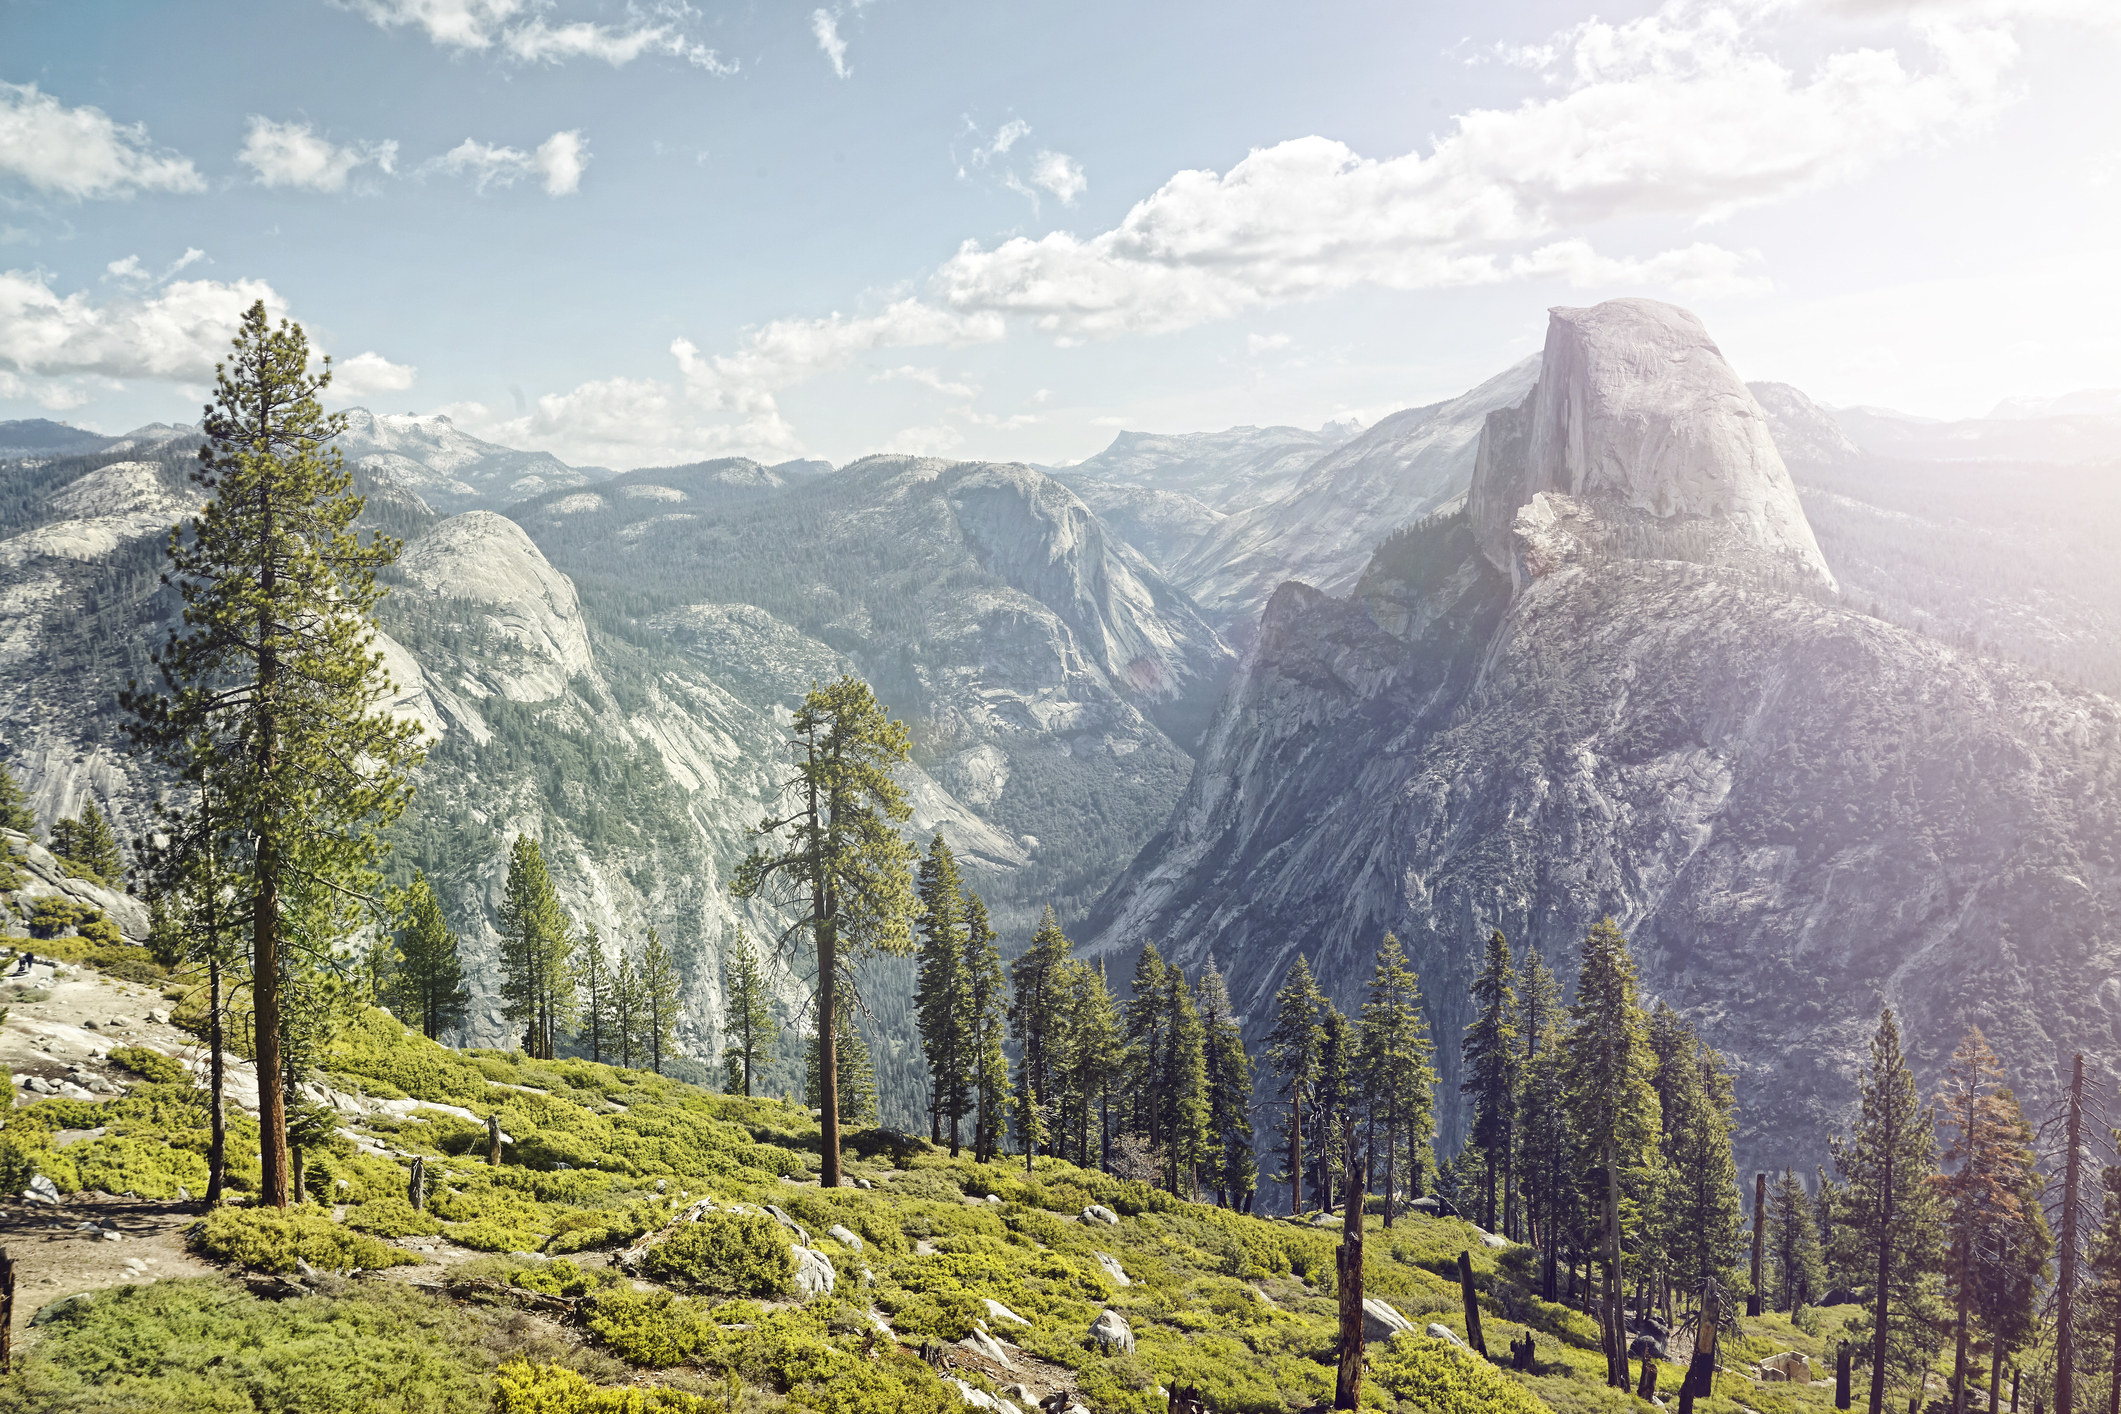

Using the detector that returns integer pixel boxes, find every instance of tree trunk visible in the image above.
[1751,1171,1766,1318]
[1869,1139,1894,1414]
[1605,1142,1627,1388]
[253,837,288,1210]
[1459,1249,1488,1357]
[2059,1053,2085,1414]
[206,955,226,1204]
[1290,1097,1303,1216]
[1334,1124,1365,1410]
[1953,1234,1970,1414]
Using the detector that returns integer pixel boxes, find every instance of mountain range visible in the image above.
[6,305,2120,1171]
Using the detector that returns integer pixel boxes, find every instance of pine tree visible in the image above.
[1310,1001,1353,1212]
[49,801,123,885]
[1197,958,1257,1209]
[1057,957,1124,1171]
[1516,947,1573,1298]
[122,301,424,1207]
[1010,906,1074,1159]
[806,985,877,1127]
[2088,1144,2121,1414]
[963,892,1012,1164]
[638,927,680,1074]
[609,948,643,1068]
[1831,1007,1947,1414]
[1359,934,1435,1228]
[1653,1005,1741,1308]
[1935,1027,2047,1413]
[496,835,575,1060]
[720,926,779,1097]
[1967,1086,2045,1413]
[575,925,610,1063]
[1462,929,1520,1235]
[732,675,918,1188]
[1122,945,1170,1159]
[1156,964,1211,1197]
[0,757,34,835]
[1267,954,1327,1215]
[389,871,468,1042]
[1561,918,1663,1388]
[1768,1168,1824,1312]
[914,832,971,1147]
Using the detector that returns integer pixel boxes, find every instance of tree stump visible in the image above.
[409,1155,426,1212]
[1457,1251,1487,1358]
[1,1245,15,1373]
[487,1114,502,1166]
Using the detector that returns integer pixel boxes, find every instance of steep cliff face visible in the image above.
[337,409,601,512]
[1177,357,1540,627]
[1087,299,2121,1176]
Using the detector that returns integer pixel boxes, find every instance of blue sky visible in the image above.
[3,0,2118,468]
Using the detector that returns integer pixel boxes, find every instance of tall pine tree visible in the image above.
[1267,954,1327,1216]
[1156,964,1211,1197]
[720,926,779,1096]
[639,927,681,1074]
[1516,947,1575,1299]
[914,832,971,1146]
[1462,929,1520,1235]
[1198,957,1257,1209]
[49,801,123,885]
[732,675,918,1187]
[497,835,575,1059]
[124,302,424,1207]
[1360,934,1435,1228]
[0,757,34,835]
[1768,1168,1824,1313]
[388,871,468,1042]
[963,892,1012,1164]
[1831,1007,1946,1414]
[1010,907,1074,1164]
[1562,918,1662,1388]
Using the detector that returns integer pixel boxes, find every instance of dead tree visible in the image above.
[1334,1117,1367,1410]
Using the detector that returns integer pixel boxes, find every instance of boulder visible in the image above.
[983,1298,1032,1327]
[765,1204,811,1245]
[1083,1204,1120,1227]
[1362,1298,1415,1343]
[960,1327,1016,1369]
[1425,1323,1467,1348]
[829,1223,864,1253]
[25,1172,61,1204]
[1819,1287,1860,1307]
[1759,1351,1812,1383]
[1093,1251,1131,1287]
[791,1245,836,1299]
[1088,1308,1134,1354]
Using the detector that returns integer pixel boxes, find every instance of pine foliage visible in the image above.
[719,927,778,1097]
[496,835,576,1060]
[387,871,468,1042]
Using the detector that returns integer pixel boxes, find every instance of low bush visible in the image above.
[344,1195,445,1239]
[587,1287,717,1367]
[189,1205,420,1274]
[495,1360,725,1413]
[109,1044,188,1086]
[1371,1336,1555,1413]
[639,1212,794,1299]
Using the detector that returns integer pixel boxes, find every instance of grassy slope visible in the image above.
[2,999,1877,1414]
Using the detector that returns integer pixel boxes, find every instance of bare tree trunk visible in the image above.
[254,837,288,1210]
[1869,1139,1895,1414]
[1953,1234,1970,1414]
[1605,1142,1627,1388]
[1334,1120,1366,1410]
[2060,1053,2086,1414]
[205,955,226,1204]
[1751,1172,1766,1317]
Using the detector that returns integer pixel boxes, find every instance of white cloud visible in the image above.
[239,117,398,192]
[344,0,735,68]
[811,9,850,77]
[1029,151,1086,206]
[933,4,2009,337]
[427,131,589,195]
[0,268,287,383]
[875,365,979,399]
[104,247,207,287]
[1816,0,2121,27]
[1246,332,1292,355]
[0,82,204,199]
[331,350,418,397]
[105,255,147,284]
[970,119,1030,168]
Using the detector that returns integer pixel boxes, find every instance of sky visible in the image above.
[1,0,2118,470]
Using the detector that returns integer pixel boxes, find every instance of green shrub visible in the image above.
[109,1044,188,1086]
[888,1167,963,1201]
[449,1217,548,1253]
[586,1287,716,1367]
[189,1205,420,1274]
[1,1277,492,1412]
[639,1212,794,1299]
[495,1360,724,1413]
[72,1133,210,1199]
[786,1355,958,1414]
[344,1195,445,1238]
[28,898,94,939]
[1371,1336,1554,1413]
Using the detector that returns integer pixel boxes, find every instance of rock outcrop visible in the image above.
[1467,300,1833,593]
[1087,299,2121,1180]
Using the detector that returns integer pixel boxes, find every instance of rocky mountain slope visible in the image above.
[1085,298,2121,1181]
[0,434,1229,1125]
[1059,420,1359,514]
[334,409,607,513]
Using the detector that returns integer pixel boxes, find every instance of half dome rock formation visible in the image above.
[1468,299,1834,593]
[1087,298,2121,1177]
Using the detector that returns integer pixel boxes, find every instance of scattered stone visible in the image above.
[31,1292,95,1326]
[81,1019,99,1031]
[148,1008,170,1024]
[960,1327,1016,1369]
[1362,1298,1415,1343]
[949,1378,1011,1413]
[765,1204,811,1244]
[177,1186,191,1202]
[1425,1323,1467,1348]
[1082,1204,1120,1227]
[829,1222,864,1252]
[983,1298,1031,1327]
[791,1245,836,1299]
[860,1264,877,1286]
[108,1016,135,1028]
[1310,1211,1341,1227]
[1088,1308,1134,1354]
[26,1172,62,1204]
[655,1179,668,1193]
[1093,1251,1130,1287]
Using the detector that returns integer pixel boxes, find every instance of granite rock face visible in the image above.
[1087,301,2121,1180]
[1468,300,1833,593]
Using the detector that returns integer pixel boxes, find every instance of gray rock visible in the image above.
[982,1298,1031,1327]
[1082,1204,1120,1227]
[1088,1308,1134,1354]
[960,1327,1015,1369]
[765,1204,811,1245]
[1362,1298,1415,1343]
[828,1222,863,1253]
[31,1291,94,1325]
[1093,1251,1131,1287]
[791,1245,836,1299]
[1426,1323,1466,1348]
[25,1172,61,1203]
